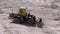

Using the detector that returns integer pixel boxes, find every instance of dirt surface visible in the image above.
[0,0,60,34]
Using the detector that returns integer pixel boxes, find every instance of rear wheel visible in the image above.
[12,18,20,24]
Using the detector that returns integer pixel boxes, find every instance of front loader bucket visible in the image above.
[37,18,44,28]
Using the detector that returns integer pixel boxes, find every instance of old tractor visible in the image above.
[9,6,43,28]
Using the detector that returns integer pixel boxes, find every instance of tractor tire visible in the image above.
[27,15,36,25]
[27,19,35,25]
[12,18,20,24]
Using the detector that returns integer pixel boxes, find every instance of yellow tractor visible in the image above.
[9,6,43,28]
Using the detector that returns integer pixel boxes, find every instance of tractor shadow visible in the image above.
[11,20,36,27]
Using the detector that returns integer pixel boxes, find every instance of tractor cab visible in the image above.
[18,7,27,17]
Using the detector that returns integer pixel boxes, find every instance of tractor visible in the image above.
[9,6,43,28]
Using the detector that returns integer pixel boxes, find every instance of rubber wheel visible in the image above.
[27,16,35,25]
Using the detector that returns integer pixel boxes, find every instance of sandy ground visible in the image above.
[0,0,60,34]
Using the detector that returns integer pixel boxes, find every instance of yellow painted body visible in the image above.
[18,7,27,16]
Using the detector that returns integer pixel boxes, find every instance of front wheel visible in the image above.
[27,16,36,25]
